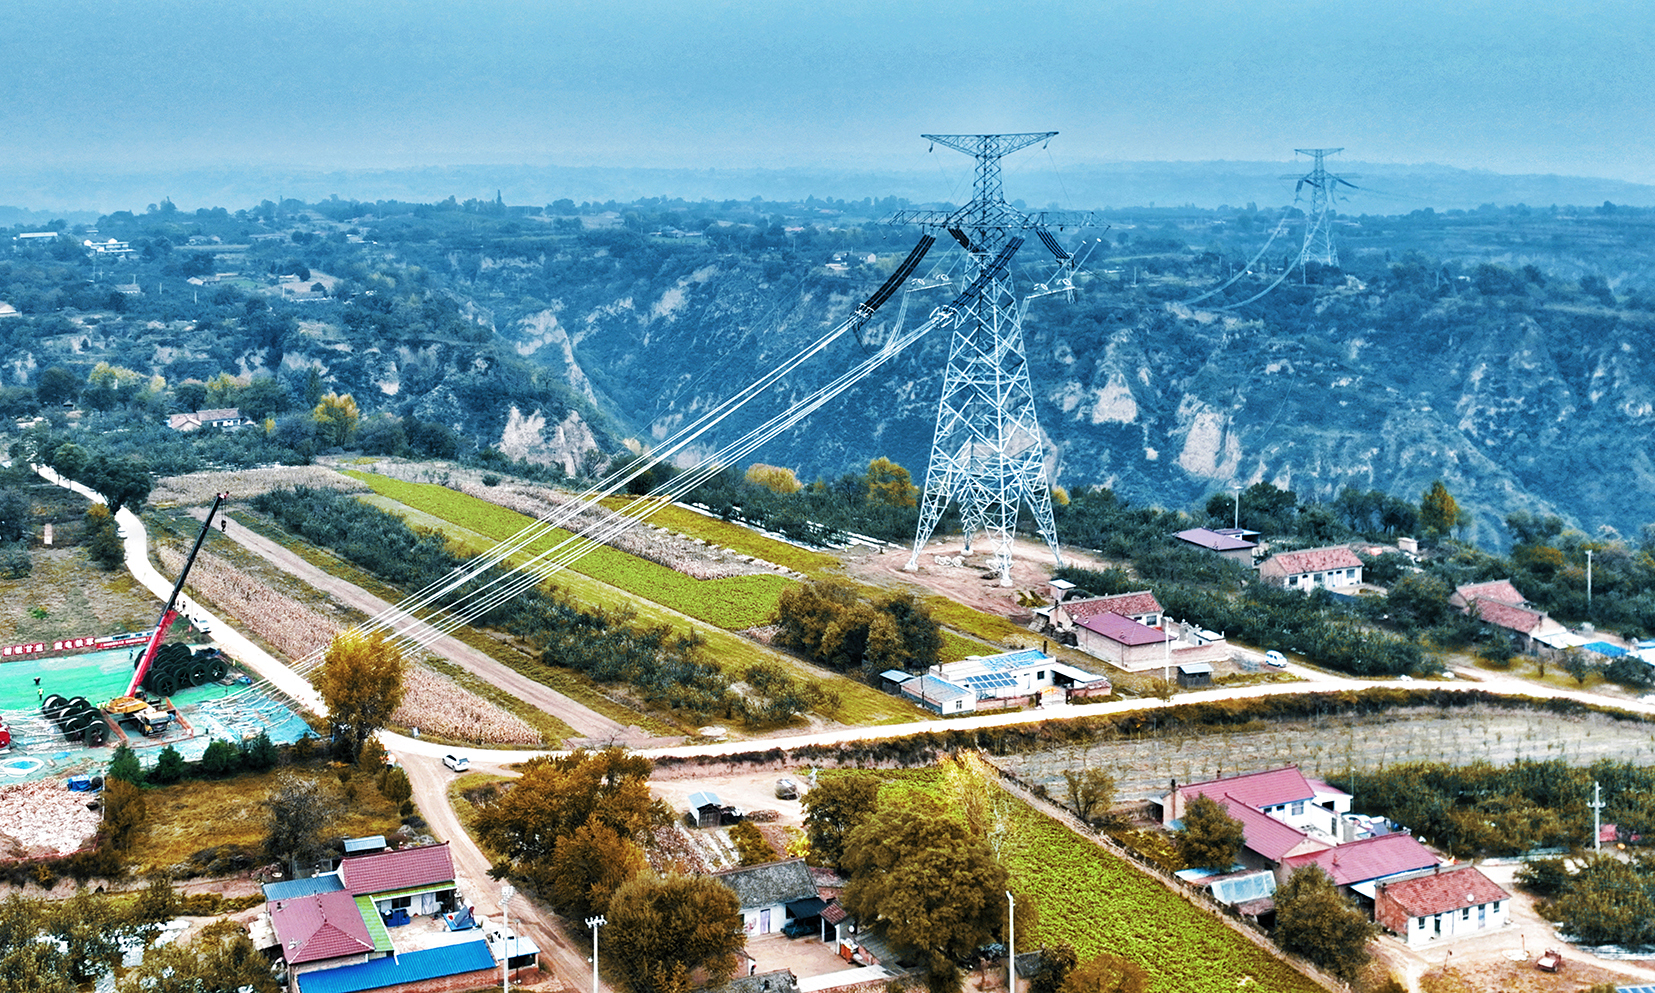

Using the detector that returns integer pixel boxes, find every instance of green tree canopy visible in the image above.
[1176,794,1244,871]
[840,795,1008,968]
[1273,864,1378,980]
[801,774,881,869]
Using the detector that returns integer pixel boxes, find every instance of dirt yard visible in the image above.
[837,534,1118,621]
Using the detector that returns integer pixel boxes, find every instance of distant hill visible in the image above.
[3,160,1655,216]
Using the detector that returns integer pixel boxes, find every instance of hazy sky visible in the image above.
[5,0,1654,182]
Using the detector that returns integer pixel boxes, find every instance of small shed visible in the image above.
[343,835,387,856]
[688,790,727,828]
[1176,662,1214,688]
[878,670,914,695]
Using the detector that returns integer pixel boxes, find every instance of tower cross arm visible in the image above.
[922,132,1057,157]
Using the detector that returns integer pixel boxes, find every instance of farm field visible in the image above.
[866,768,1325,993]
[339,475,925,727]
[595,496,842,577]
[346,471,794,630]
[994,703,1655,805]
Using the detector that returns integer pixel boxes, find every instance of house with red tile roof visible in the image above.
[1373,865,1511,947]
[1279,832,1439,892]
[1050,589,1164,630]
[340,842,458,920]
[1449,579,1529,612]
[1165,767,1357,844]
[1451,579,1568,653]
[262,843,469,983]
[1257,545,1364,592]
[269,889,385,974]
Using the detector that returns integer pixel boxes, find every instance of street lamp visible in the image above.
[1232,484,1242,531]
[587,916,607,993]
[500,883,514,993]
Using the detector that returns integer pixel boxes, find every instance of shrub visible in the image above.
[199,739,241,776]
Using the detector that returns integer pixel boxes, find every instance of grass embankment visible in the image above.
[873,769,1325,993]
[131,767,403,876]
[343,473,923,727]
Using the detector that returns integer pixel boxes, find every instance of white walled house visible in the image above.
[1374,866,1511,947]
[1257,546,1364,592]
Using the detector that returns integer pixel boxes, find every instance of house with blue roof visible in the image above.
[898,649,1111,715]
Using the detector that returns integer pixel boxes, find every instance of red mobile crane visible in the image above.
[102,492,228,733]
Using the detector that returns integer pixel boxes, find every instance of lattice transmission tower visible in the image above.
[1283,147,1358,272]
[889,133,1092,585]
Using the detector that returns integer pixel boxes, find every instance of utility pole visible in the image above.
[500,883,515,993]
[1586,549,1594,616]
[586,915,606,993]
[1589,780,1606,851]
[892,133,1093,585]
[1006,891,1015,993]
[1232,484,1242,531]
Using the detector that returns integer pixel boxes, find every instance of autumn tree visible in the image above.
[606,873,746,993]
[312,391,360,447]
[1419,480,1461,542]
[473,749,666,905]
[801,774,881,868]
[1273,864,1378,980]
[1176,794,1245,871]
[313,629,406,762]
[728,820,775,865]
[841,795,1008,972]
[264,772,340,878]
[745,463,802,494]
[547,821,649,925]
[1060,953,1148,993]
[865,456,918,508]
[102,779,147,853]
[1063,767,1117,824]
[1029,944,1079,993]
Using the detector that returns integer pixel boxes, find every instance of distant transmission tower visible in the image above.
[1282,147,1357,273]
[890,133,1092,585]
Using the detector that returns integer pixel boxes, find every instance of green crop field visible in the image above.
[596,496,842,577]
[342,472,924,726]
[875,771,1324,993]
[346,472,791,630]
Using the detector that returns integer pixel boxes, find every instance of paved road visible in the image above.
[184,505,643,746]
[50,464,1655,992]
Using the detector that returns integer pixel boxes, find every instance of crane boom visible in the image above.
[125,492,226,698]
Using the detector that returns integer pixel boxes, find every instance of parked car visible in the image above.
[782,919,818,939]
[1264,651,1287,668]
[443,754,470,772]
[775,777,800,800]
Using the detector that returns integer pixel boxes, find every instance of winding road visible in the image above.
[45,464,1655,993]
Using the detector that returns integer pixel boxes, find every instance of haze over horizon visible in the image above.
[4,0,1653,211]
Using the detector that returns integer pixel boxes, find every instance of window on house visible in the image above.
[1492,901,1500,913]
[954,700,962,711]
[1036,671,1045,680]
[1290,801,1305,816]
[1461,907,1470,920]
[391,896,412,910]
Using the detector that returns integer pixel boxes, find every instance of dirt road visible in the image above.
[401,750,610,993]
[194,507,656,747]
